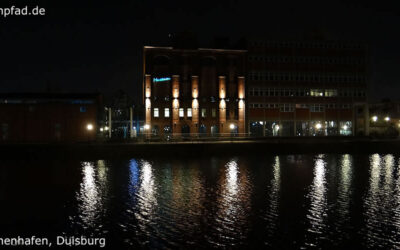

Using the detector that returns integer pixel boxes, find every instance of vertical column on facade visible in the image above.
[219,76,226,134]
[191,76,199,134]
[238,76,245,135]
[172,75,180,135]
[145,74,151,136]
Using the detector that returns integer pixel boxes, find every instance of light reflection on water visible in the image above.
[63,154,400,248]
[363,154,400,249]
[74,160,109,232]
[304,154,328,247]
[264,155,280,246]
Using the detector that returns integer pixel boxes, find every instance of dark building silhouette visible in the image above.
[0,93,102,142]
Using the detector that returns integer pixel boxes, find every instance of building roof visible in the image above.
[0,92,101,104]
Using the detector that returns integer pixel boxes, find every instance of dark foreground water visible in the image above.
[1,154,400,249]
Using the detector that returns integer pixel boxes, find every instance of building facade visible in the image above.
[0,93,101,143]
[143,46,246,137]
[247,40,369,136]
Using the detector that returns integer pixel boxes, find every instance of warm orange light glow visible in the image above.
[219,76,226,99]
[145,75,151,98]
[219,99,226,109]
[173,98,179,109]
[192,99,199,109]
[192,76,199,99]
[239,99,244,109]
[172,75,180,98]
[238,76,245,99]
[145,98,151,109]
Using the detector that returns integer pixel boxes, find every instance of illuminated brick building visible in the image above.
[247,40,370,136]
[143,46,246,137]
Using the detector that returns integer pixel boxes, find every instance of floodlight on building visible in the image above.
[144,124,150,130]
[343,125,348,130]
[372,116,378,122]
[385,116,390,122]
[230,124,235,130]
[315,123,322,130]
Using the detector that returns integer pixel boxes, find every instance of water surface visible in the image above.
[1,154,400,249]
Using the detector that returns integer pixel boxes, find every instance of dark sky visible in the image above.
[0,0,399,102]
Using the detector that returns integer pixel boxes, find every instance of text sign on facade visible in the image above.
[153,77,171,82]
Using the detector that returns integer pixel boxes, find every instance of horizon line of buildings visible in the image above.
[1,38,399,142]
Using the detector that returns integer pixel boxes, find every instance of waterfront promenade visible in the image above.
[1,137,399,159]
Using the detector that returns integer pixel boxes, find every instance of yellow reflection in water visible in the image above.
[136,160,157,224]
[268,156,280,216]
[77,161,108,228]
[305,154,327,243]
[212,158,251,247]
[338,154,352,219]
[226,159,239,197]
[265,156,281,243]
[364,154,382,247]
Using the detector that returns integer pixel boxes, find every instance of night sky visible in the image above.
[0,0,399,102]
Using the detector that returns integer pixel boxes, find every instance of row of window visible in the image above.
[249,88,366,98]
[249,103,351,112]
[248,71,366,83]
[248,56,364,65]
[153,108,218,118]
[250,41,364,50]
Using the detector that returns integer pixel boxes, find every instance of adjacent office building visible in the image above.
[143,46,246,136]
[246,39,369,136]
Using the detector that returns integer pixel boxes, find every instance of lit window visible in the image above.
[310,89,324,97]
[201,108,206,118]
[179,108,184,117]
[153,108,159,117]
[164,108,170,118]
[212,108,216,118]
[187,108,192,117]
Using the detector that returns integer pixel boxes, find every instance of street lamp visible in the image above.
[229,123,235,130]
[100,127,104,132]
[343,125,348,130]
[385,116,390,122]
[315,123,322,130]
[372,116,378,122]
[87,124,93,131]
[104,126,109,131]
[144,124,150,130]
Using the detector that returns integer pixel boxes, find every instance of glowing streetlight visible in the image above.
[384,116,390,122]
[343,125,348,130]
[87,124,93,131]
[229,123,235,130]
[100,127,104,132]
[315,123,322,130]
[144,124,150,130]
[372,116,378,122]
[104,126,109,131]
